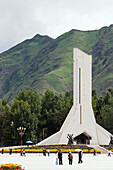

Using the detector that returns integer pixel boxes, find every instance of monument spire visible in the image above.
[37,48,112,145]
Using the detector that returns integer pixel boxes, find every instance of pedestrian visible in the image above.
[93,149,96,156]
[23,149,26,156]
[58,150,63,165]
[43,149,45,156]
[55,151,58,165]
[2,149,4,154]
[9,149,12,155]
[20,149,23,156]
[108,150,112,156]
[78,151,83,164]
[68,152,73,165]
[44,149,46,156]
[43,149,46,156]
[47,149,50,156]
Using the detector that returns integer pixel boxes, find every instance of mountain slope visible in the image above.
[0,25,113,103]
[92,24,113,95]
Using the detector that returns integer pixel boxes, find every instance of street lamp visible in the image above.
[17,127,26,146]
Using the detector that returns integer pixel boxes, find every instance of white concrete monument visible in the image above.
[38,48,112,145]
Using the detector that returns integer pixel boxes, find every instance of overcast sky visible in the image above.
[0,0,113,53]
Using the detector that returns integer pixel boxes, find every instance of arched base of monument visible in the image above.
[74,132,92,144]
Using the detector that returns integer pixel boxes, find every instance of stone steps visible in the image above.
[87,145,108,154]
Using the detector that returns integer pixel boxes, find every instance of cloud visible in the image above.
[0,0,113,53]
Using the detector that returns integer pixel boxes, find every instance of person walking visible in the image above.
[78,151,83,164]
[43,149,46,156]
[108,150,112,156]
[47,149,50,156]
[20,149,23,156]
[68,152,73,165]
[9,149,12,155]
[23,149,26,156]
[2,149,4,154]
[58,150,63,165]
[93,149,96,156]
[55,151,58,165]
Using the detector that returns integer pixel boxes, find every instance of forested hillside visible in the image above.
[1,25,113,103]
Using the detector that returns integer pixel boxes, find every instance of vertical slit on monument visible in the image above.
[79,68,82,124]
[79,68,81,104]
[80,105,82,124]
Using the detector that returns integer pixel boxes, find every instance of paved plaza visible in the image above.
[0,153,113,170]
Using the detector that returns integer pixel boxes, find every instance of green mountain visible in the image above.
[1,24,113,103]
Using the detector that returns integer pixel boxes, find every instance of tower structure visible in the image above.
[38,48,112,145]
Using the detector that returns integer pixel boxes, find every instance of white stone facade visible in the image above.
[37,48,112,145]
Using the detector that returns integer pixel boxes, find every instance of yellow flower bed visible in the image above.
[2,149,9,152]
[82,149,89,152]
[89,149,101,153]
[0,163,23,169]
[0,148,101,153]
[49,149,58,152]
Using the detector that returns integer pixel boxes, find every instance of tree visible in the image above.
[15,89,41,116]
[40,90,73,139]
[0,99,12,146]
[10,88,41,144]
[99,103,113,134]
[11,99,38,144]
[98,88,113,134]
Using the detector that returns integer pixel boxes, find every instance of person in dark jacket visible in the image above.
[43,149,46,156]
[9,149,12,155]
[2,149,4,154]
[78,151,83,163]
[58,150,63,165]
[93,149,96,156]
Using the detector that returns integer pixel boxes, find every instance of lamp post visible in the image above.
[17,127,26,146]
